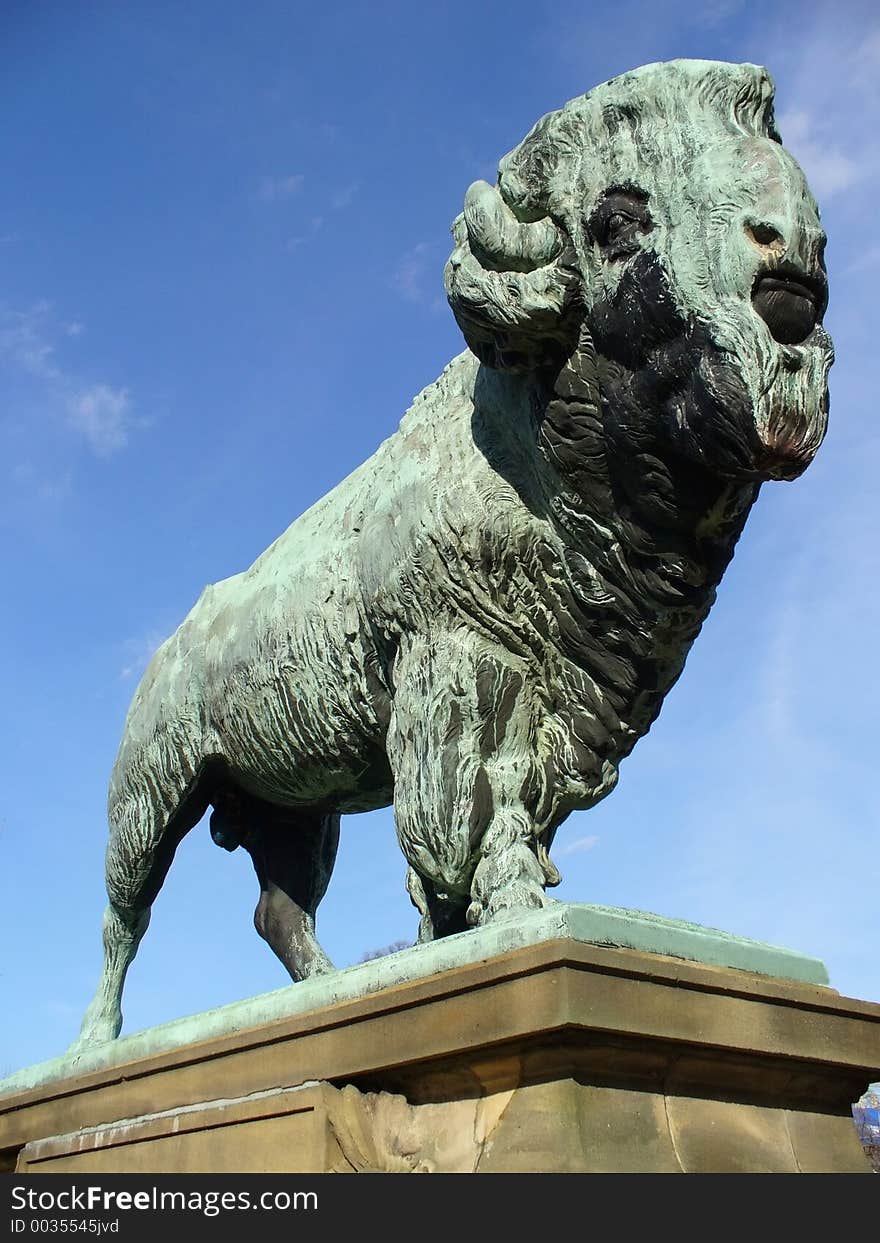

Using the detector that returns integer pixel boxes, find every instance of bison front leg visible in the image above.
[388,630,554,938]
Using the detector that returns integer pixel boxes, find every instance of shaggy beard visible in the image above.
[677,302,833,483]
[752,335,833,480]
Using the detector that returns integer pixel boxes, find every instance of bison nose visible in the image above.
[751,263,826,345]
[745,220,827,345]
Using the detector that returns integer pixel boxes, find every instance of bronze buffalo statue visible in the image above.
[75,59,832,1046]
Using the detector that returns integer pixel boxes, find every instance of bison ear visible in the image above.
[445,180,580,373]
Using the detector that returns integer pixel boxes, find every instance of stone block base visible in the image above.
[2,936,878,1173]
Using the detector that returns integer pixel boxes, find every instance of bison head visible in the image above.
[445,59,833,487]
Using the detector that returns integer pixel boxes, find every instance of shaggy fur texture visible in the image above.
[74,60,832,1047]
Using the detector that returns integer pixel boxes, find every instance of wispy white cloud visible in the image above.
[843,243,880,276]
[119,630,167,681]
[282,182,357,249]
[11,461,73,505]
[556,833,599,857]
[0,301,133,458]
[776,109,861,199]
[761,10,880,202]
[257,173,305,202]
[390,242,447,311]
[850,24,880,90]
[0,301,60,380]
[690,0,746,28]
[391,242,432,303]
[285,215,324,250]
[68,384,131,456]
[331,183,359,211]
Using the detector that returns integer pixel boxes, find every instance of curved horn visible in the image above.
[463,180,562,273]
[444,224,578,372]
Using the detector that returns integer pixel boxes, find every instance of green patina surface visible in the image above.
[68,59,833,1051]
[2,903,828,1099]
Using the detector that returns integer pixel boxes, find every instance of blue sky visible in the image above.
[2,0,878,1074]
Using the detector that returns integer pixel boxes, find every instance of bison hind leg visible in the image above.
[217,791,338,982]
[70,770,212,1051]
[71,904,150,1050]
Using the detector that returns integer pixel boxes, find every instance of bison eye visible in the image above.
[590,189,652,256]
[603,211,637,243]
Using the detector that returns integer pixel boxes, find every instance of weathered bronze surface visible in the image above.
[74,59,833,1048]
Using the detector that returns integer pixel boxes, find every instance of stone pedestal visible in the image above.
[2,924,878,1172]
